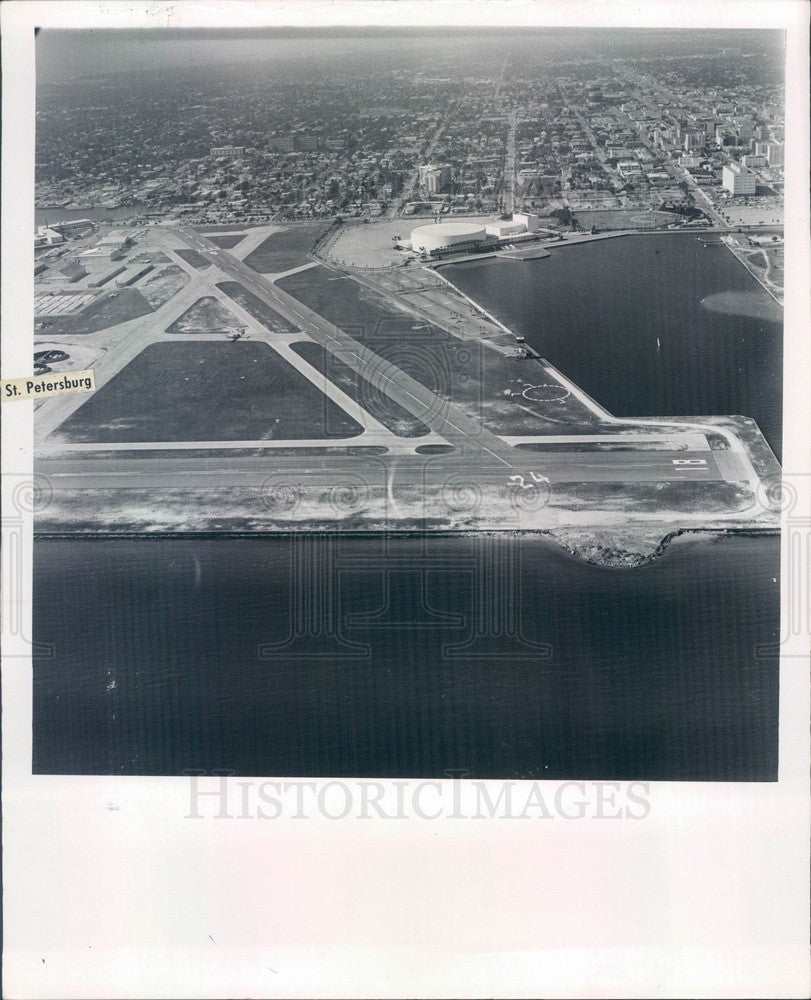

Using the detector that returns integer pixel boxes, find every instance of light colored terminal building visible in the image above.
[410,221,487,255]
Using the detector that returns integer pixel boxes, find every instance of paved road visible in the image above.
[173,225,517,467]
[503,109,516,215]
[611,65,730,229]
[34,263,211,442]
[35,225,755,503]
[385,111,451,219]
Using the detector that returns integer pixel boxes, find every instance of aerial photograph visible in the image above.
[31,26,785,779]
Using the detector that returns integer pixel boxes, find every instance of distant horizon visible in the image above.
[36,26,785,85]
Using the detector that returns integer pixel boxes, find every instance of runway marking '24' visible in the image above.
[509,472,548,490]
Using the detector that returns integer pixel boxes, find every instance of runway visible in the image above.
[36,446,737,491]
[35,225,755,506]
[171,225,518,466]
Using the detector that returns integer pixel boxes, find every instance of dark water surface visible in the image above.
[443,233,783,458]
[33,533,779,779]
[33,233,782,780]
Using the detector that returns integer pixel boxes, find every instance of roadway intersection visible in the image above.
[33,224,768,524]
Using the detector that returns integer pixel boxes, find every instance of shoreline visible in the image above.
[33,524,779,569]
[38,206,783,306]
[719,236,784,306]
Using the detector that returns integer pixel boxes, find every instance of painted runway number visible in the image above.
[509,472,548,490]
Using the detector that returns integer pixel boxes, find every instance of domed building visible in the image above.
[410,221,487,255]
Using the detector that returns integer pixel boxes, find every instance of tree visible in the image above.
[550,205,573,227]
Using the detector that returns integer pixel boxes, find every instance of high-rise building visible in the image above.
[766,142,784,167]
[418,164,453,195]
[722,162,757,196]
[734,118,754,141]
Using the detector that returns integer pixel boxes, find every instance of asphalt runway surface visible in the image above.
[37,226,747,495]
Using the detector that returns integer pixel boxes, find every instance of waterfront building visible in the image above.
[513,212,541,232]
[50,218,93,236]
[34,226,65,248]
[485,219,526,238]
[410,221,486,254]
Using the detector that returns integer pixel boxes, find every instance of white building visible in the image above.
[617,161,643,180]
[410,221,486,255]
[512,212,541,232]
[722,162,757,196]
[485,219,526,239]
[418,164,452,195]
[210,145,244,158]
[34,226,65,248]
[51,219,93,236]
[79,231,129,262]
